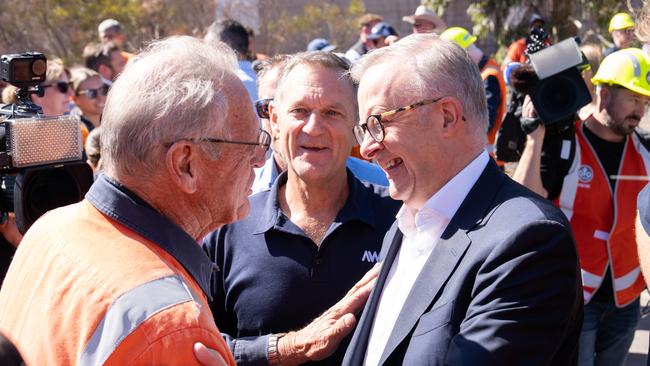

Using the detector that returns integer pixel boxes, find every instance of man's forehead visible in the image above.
[359,64,416,109]
[414,19,434,26]
[613,86,650,99]
[359,63,402,95]
[282,64,354,98]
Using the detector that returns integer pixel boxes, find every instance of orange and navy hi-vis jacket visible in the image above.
[0,175,236,366]
[555,121,650,307]
[481,58,507,149]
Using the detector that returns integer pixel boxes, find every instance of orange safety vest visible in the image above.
[0,200,236,365]
[555,121,650,307]
[481,58,507,165]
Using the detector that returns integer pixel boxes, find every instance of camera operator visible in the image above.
[0,58,73,281]
[513,48,650,366]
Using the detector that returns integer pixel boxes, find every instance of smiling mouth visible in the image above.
[383,158,403,170]
[301,145,327,152]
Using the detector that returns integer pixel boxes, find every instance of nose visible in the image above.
[302,112,324,135]
[636,99,649,116]
[252,148,266,168]
[359,132,382,160]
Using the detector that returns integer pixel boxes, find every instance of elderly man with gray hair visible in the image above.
[0,36,267,365]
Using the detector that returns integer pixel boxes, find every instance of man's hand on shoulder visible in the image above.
[277,264,380,365]
[194,342,227,366]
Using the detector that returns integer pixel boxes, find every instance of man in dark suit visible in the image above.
[345,33,583,365]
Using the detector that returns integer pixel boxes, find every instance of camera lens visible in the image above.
[31,59,46,78]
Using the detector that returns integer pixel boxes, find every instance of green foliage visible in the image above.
[421,0,635,53]
[264,0,365,54]
[0,0,216,65]
[421,0,452,16]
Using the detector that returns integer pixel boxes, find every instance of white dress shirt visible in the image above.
[364,150,489,366]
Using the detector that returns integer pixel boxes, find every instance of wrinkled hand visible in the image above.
[0,212,23,248]
[193,342,227,366]
[278,264,380,365]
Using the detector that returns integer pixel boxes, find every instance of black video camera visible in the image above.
[525,37,592,125]
[0,52,93,233]
[495,35,590,163]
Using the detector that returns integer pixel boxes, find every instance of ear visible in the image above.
[97,64,111,80]
[165,143,199,194]
[268,101,281,138]
[439,98,464,136]
[597,86,611,112]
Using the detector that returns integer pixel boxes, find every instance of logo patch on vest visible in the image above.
[578,165,594,183]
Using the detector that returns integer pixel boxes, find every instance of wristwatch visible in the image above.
[267,333,286,366]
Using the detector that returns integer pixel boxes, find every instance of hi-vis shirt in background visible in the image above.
[556,121,650,307]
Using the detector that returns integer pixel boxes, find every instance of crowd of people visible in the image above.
[2,3,650,366]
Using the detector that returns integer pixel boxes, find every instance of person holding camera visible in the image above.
[514,48,650,366]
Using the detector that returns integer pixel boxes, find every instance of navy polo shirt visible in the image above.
[203,170,400,365]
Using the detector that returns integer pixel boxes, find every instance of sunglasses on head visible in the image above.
[41,81,73,94]
[77,84,110,99]
[255,98,272,119]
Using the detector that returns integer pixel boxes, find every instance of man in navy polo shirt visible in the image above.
[203,51,400,365]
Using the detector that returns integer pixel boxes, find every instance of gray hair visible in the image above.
[274,51,356,109]
[350,33,488,135]
[100,35,238,176]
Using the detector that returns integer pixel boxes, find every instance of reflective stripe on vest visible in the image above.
[79,275,197,365]
[555,120,649,307]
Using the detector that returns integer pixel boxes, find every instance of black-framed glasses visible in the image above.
[255,98,272,119]
[353,97,444,145]
[165,129,271,154]
[77,84,110,99]
[41,81,73,94]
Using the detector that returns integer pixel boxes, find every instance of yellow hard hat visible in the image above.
[440,27,477,49]
[591,48,650,97]
[609,12,635,32]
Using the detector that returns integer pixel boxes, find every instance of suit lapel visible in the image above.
[378,160,506,364]
[345,223,403,366]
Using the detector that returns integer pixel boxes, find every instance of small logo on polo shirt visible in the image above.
[578,165,594,183]
[362,250,380,263]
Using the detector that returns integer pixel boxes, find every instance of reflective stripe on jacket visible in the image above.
[0,200,235,365]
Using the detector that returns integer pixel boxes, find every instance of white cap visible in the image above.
[98,19,121,34]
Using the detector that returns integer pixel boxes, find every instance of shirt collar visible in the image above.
[253,169,379,234]
[86,174,216,300]
[397,150,489,237]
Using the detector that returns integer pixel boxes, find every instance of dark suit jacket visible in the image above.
[343,160,583,366]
